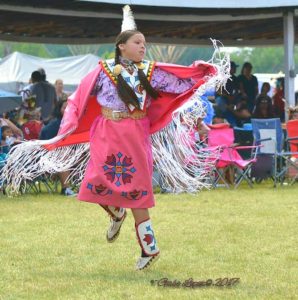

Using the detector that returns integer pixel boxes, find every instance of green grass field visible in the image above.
[0,184,297,300]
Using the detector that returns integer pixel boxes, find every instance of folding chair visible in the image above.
[234,124,254,160]
[27,174,59,194]
[16,158,59,195]
[285,119,298,184]
[207,127,259,188]
[251,118,298,187]
[11,171,58,195]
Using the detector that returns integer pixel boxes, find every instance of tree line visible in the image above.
[0,41,297,74]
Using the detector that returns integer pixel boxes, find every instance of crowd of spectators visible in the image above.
[0,68,75,196]
[1,62,298,193]
[213,61,298,127]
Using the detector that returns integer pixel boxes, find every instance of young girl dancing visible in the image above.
[2,6,228,270]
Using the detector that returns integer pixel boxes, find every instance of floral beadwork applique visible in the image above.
[86,183,112,196]
[121,189,148,200]
[103,152,136,186]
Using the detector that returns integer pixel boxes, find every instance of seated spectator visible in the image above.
[0,118,23,142]
[195,117,210,142]
[237,62,259,113]
[253,82,274,117]
[55,79,69,102]
[39,100,76,196]
[255,83,272,104]
[215,61,240,122]
[197,117,210,134]
[212,115,226,125]
[18,92,41,124]
[39,100,67,140]
[233,101,251,127]
[200,95,214,125]
[288,106,298,120]
[30,69,57,122]
[272,77,285,122]
[258,82,271,98]
[22,119,42,141]
[212,106,228,125]
[218,98,251,128]
[252,96,275,119]
[0,126,22,148]
[18,90,42,140]
[19,77,33,101]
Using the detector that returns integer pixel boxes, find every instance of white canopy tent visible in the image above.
[0,52,101,93]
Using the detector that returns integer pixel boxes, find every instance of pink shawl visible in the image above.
[45,61,217,150]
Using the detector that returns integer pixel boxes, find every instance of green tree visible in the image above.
[178,46,215,65]
[44,44,71,57]
[230,46,298,74]
[0,42,51,58]
[1,41,297,75]
[67,45,102,56]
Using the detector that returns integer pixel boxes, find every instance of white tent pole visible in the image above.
[283,10,296,120]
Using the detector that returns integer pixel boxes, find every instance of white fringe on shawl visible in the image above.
[1,137,90,196]
[151,100,217,193]
[150,39,230,193]
[1,40,229,196]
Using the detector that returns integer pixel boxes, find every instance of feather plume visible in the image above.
[121,5,137,32]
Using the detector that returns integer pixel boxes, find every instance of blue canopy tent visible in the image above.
[0,88,22,114]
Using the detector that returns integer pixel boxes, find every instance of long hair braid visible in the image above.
[137,68,159,100]
[114,47,140,109]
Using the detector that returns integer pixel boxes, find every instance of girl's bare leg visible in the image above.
[131,208,150,224]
